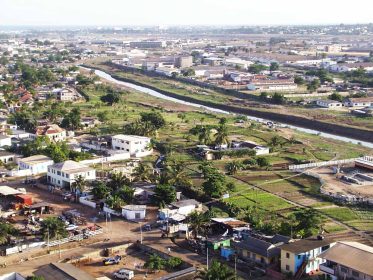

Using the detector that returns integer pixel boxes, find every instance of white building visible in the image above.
[330,63,373,73]
[122,205,146,220]
[247,79,297,91]
[33,124,66,142]
[47,160,96,189]
[0,151,16,164]
[18,155,54,175]
[316,99,343,109]
[0,135,12,147]
[112,135,152,157]
[159,199,203,220]
[344,97,373,108]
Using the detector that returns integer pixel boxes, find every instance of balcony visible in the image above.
[319,264,335,275]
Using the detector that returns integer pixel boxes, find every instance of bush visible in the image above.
[166,257,183,269]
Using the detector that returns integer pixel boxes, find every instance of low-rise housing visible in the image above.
[247,79,297,91]
[0,134,12,147]
[18,155,54,175]
[122,205,146,220]
[316,99,343,108]
[319,241,373,280]
[47,160,96,188]
[159,199,203,220]
[0,150,16,164]
[32,124,66,142]
[344,97,373,108]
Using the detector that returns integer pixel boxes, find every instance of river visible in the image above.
[83,67,373,149]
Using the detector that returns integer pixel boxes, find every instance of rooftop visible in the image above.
[122,204,146,211]
[0,185,21,196]
[171,199,200,208]
[279,237,334,254]
[19,155,53,165]
[319,241,373,276]
[50,160,94,174]
[112,134,150,141]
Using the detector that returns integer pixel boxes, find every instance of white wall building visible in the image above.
[112,135,152,157]
[122,205,146,220]
[0,135,12,147]
[47,160,96,189]
[18,155,54,175]
[316,99,343,109]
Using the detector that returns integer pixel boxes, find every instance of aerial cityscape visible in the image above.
[0,1,372,279]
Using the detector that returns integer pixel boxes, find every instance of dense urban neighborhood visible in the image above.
[0,17,372,280]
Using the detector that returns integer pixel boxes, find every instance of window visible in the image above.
[341,266,348,273]
[286,253,290,259]
[286,265,290,271]
[57,171,61,176]
[352,270,359,278]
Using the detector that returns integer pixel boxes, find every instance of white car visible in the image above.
[113,269,134,279]
[66,224,78,231]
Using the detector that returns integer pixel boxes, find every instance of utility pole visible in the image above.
[206,246,209,269]
[234,254,237,280]
[140,222,143,244]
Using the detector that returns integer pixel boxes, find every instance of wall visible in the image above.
[79,195,97,208]
[0,273,25,280]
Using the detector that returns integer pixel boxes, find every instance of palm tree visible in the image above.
[195,259,235,280]
[108,172,130,192]
[163,160,191,187]
[0,222,18,245]
[105,195,125,211]
[40,217,68,241]
[225,161,243,175]
[133,162,154,182]
[187,211,210,239]
[72,175,86,201]
[199,126,212,145]
[214,124,229,148]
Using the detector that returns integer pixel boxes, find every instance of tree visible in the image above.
[257,157,270,168]
[91,181,110,200]
[190,125,213,145]
[270,62,279,72]
[116,185,135,204]
[195,259,235,280]
[187,211,211,239]
[248,63,268,74]
[72,175,86,200]
[40,217,68,241]
[182,68,195,77]
[166,257,183,269]
[133,162,154,182]
[272,92,286,104]
[105,195,125,211]
[329,92,343,102]
[108,172,130,192]
[307,79,320,92]
[60,108,81,130]
[294,76,305,85]
[100,92,120,106]
[202,171,226,198]
[0,222,18,245]
[97,111,110,123]
[163,160,191,187]
[225,161,243,175]
[145,254,165,272]
[154,185,176,206]
[293,209,322,238]
[269,135,282,148]
[140,112,166,130]
[214,123,229,147]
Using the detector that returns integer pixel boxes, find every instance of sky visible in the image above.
[0,0,373,26]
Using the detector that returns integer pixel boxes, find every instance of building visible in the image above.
[247,79,297,91]
[33,124,66,142]
[0,150,16,164]
[279,237,335,277]
[56,88,81,102]
[0,134,12,147]
[225,58,254,70]
[318,241,373,280]
[47,160,96,189]
[159,199,203,220]
[122,205,146,220]
[35,263,95,280]
[233,234,289,267]
[18,155,54,175]
[316,99,343,109]
[344,97,373,108]
[129,41,166,49]
[330,62,373,73]
[111,135,152,157]
[355,156,373,171]
[175,56,193,68]
[154,67,180,77]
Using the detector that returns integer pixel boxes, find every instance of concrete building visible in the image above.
[344,97,373,108]
[175,56,193,68]
[33,124,66,142]
[47,160,96,189]
[158,199,203,220]
[0,134,12,147]
[0,151,16,164]
[279,237,335,277]
[319,241,373,280]
[111,135,152,157]
[56,88,81,102]
[247,79,297,91]
[129,41,166,49]
[122,205,146,220]
[18,155,54,175]
[316,99,343,109]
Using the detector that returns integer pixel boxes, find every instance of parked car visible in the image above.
[113,269,134,279]
[66,224,79,231]
[103,255,122,265]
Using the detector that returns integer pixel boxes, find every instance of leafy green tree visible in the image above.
[133,162,154,182]
[270,62,279,72]
[145,254,165,272]
[294,76,305,85]
[97,111,110,122]
[106,195,125,210]
[195,259,235,280]
[40,217,68,241]
[257,157,270,168]
[293,209,322,238]
[248,63,268,74]
[269,135,282,148]
[0,222,18,245]
[272,92,286,104]
[225,161,243,175]
[72,175,86,199]
[154,185,176,206]
[163,160,191,187]
[108,172,130,192]
[60,108,81,130]
[307,79,320,92]
[116,185,135,204]
[190,125,213,145]
[166,257,183,269]
[202,171,226,198]
[91,181,110,200]
[187,211,212,239]
[140,112,166,130]
[329,92,343,102]
[182,68,195,77]
[100,92,120,106]
[214,123,229,147]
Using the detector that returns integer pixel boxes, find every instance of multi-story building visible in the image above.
[319,241,373,280]
[32,124,66,142]
[111,135,152,157]
[175,56,193,68]
[279,237,335,278]
[47,160,96,189]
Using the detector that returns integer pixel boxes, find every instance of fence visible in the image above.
[5,241,46,256]
[46,226,103,247]
[289,158,357,170]
[79,195,97,209]
[79,152,131,166]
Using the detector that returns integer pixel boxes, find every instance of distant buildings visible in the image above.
[129,41,166,49]
[247,78,297,91]
[316,99,343,109]
[175,56,193,68]
[344,97,373,108]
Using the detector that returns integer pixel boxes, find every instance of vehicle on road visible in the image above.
[103,255,122,265]
[113,268,134,279]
